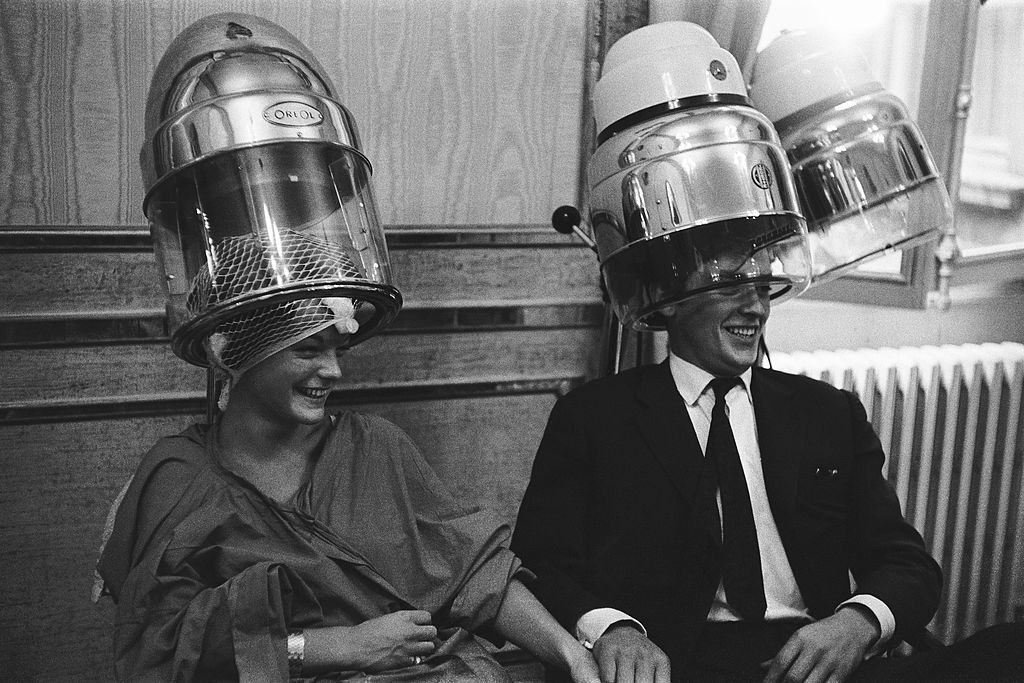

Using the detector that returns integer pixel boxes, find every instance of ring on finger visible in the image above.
[412,656,423,665]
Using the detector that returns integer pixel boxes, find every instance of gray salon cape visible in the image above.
[97,412,520,681]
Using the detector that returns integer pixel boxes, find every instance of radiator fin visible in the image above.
[772,342,1024,642]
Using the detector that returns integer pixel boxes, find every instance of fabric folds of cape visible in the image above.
[96,412,520,682]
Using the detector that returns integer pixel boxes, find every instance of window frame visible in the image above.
[596,0,1020,309]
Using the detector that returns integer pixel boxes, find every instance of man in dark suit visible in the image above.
[511,274,1021,682]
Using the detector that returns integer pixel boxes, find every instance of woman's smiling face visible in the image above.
[231,326,347,425]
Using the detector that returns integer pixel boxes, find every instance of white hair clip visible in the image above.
[207,331,229,361]
[323,297,360,335]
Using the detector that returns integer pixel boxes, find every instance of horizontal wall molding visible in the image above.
[0,303,603,347]
[0,226,153,252]
[0,223,591,251]
[0,313,169,347]
[1,222,601,424]
[0,376,581,426]
[1,228,603,320]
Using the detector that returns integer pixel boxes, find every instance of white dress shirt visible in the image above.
[575,353,894,653]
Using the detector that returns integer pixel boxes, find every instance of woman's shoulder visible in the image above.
[330,410,412,442]
[325,411,422,471]
[136,421,212,477]
[120,422,220,518]
[96,422,221,598]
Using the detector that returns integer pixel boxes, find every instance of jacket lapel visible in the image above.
[635,361,706,505]
[751,368,803,536]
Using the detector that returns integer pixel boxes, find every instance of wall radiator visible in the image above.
[772,342,1024,643]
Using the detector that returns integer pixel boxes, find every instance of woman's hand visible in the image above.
[351,610,439,672]
[565,646,602,683]
[304,610,438,673]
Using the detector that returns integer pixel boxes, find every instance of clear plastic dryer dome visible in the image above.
[140,14,401,367]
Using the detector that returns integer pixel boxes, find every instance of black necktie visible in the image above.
[707,377,767,622]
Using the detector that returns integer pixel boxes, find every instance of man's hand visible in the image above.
[592,622,671,683]
[762,607,880,683]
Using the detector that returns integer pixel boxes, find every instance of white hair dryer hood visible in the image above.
[588,21,811,331]
[593,21,750,142]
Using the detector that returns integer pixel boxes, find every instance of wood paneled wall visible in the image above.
[0,230,602,680]
[0,1,601,679]
[0,0,587,226]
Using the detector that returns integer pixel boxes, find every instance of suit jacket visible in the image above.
[511,362,942,666]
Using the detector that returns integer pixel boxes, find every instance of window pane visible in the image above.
[758,0,932,276]
[956,0,1024,255]
[758,0,930,118]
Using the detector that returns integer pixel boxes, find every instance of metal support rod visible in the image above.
[925,0,979,310]
[206,367,218,425]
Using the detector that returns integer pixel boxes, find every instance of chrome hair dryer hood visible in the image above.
[749,31,952,284]
[141,14,401,367]
[588,22,812,331]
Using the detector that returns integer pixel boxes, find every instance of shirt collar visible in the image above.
[667,351,753,407]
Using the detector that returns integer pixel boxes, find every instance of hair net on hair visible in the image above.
[205,295,359,412]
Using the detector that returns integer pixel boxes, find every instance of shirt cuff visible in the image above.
[575,608,647,650]
[838,594,895,657]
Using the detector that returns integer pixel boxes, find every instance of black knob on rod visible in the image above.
[552,205,581,234]
[551,205,597,252]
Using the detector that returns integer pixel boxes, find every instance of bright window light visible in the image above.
[758,0,904,52]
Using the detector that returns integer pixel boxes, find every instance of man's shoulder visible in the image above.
[753,366,852,405]
[558,363,853,408]
[561,363,657,402]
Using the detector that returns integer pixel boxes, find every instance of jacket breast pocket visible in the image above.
[796,461,850,526]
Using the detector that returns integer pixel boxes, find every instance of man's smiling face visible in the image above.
[664,282,770,377]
